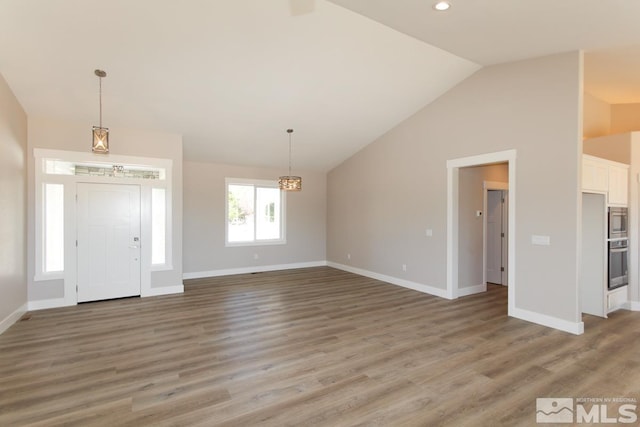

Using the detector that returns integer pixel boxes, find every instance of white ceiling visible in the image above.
[329,0,640,104]
[1,1,639,172]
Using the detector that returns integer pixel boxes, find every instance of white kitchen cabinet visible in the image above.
[607,286,628,314]
[582,157,608,193]
[580,156,629,319]
[582,155,628,206]
[608,164,629,206]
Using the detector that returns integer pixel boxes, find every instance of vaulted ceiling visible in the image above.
[1,0,639,171]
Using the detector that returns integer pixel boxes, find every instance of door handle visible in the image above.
[129,245,139,249]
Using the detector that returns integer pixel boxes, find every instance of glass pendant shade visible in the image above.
[279,128,302,191]
[92,126,109,153]
[278,175,302,191]
[92,69,109,154]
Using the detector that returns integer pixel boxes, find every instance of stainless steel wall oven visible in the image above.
[608,239,628,290]
[608,207,628,239]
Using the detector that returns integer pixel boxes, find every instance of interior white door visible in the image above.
[486,190,504,285]
[77,183,141,302]
[500,191,508,286]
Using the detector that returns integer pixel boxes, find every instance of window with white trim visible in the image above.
[226,178,285,246]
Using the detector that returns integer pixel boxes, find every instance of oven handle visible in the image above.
[610,248,628,253]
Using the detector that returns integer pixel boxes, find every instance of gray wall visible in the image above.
[27,117,184,300]
[183,161,326,274]
[328,52,582,324]
[0,72,28,325]
[458,164,508,289]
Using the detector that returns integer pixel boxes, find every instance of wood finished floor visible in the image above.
[1,267,639,426]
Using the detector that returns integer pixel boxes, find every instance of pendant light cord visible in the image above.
[288,130,292,176]
[99,76,103,128]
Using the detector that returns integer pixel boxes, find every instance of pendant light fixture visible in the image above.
[92,69,109,153]
[278,128,302,191]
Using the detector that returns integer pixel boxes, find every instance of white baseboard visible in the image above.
[624,300,640,311]
[183,261,328,280]
[327,262,448,299]
[457,283,487,297]
[510,306,584,335]
[0,303,28,335]
[142,285,184,297]
[27,286,185,310]
[28,298,70,311]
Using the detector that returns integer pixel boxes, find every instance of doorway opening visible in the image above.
[446,149,516,317]
[34,148,176,308]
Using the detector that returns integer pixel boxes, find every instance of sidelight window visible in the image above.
[43,183,64,273]
[151,188,167,265]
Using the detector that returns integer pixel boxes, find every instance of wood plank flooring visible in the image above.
[1,266,639,426]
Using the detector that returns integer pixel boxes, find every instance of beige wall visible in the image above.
[611,103,640,135]
[328,52,582,324]
[0,73,28,329]
[583,97,640,139]
[583,92,611,139]
[27,117,183,301]
[458,164,508,289]
[583,133,631,164]
[183,161,326,274]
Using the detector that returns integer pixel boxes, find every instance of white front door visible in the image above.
[77,183,141,302]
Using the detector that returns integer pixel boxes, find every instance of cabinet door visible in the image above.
[608,165,628,206]
[582,159,608,192]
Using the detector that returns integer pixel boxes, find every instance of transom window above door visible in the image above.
[44,159,166,180]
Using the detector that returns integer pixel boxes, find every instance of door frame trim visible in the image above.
[483,182,509,287]
[34,148,173,307]
[446,149,516,318]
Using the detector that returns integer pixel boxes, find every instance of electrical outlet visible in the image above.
[426,229,433,237]
[253,253,259,260]
[347,253,351,260]
[402,264,407,272]
[531,235,551,246]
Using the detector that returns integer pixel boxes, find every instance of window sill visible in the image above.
[34,273,64,282]
[151,264,174,272]
[225,240,287,248]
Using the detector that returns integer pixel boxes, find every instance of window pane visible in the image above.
[256,187,280,240]
[44,183,64,272]
[151,188,166,265]
[228,184,255,242]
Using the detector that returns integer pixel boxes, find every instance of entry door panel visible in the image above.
[77,183,141,302]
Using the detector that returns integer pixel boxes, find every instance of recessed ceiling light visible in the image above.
[433,1,451,11]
